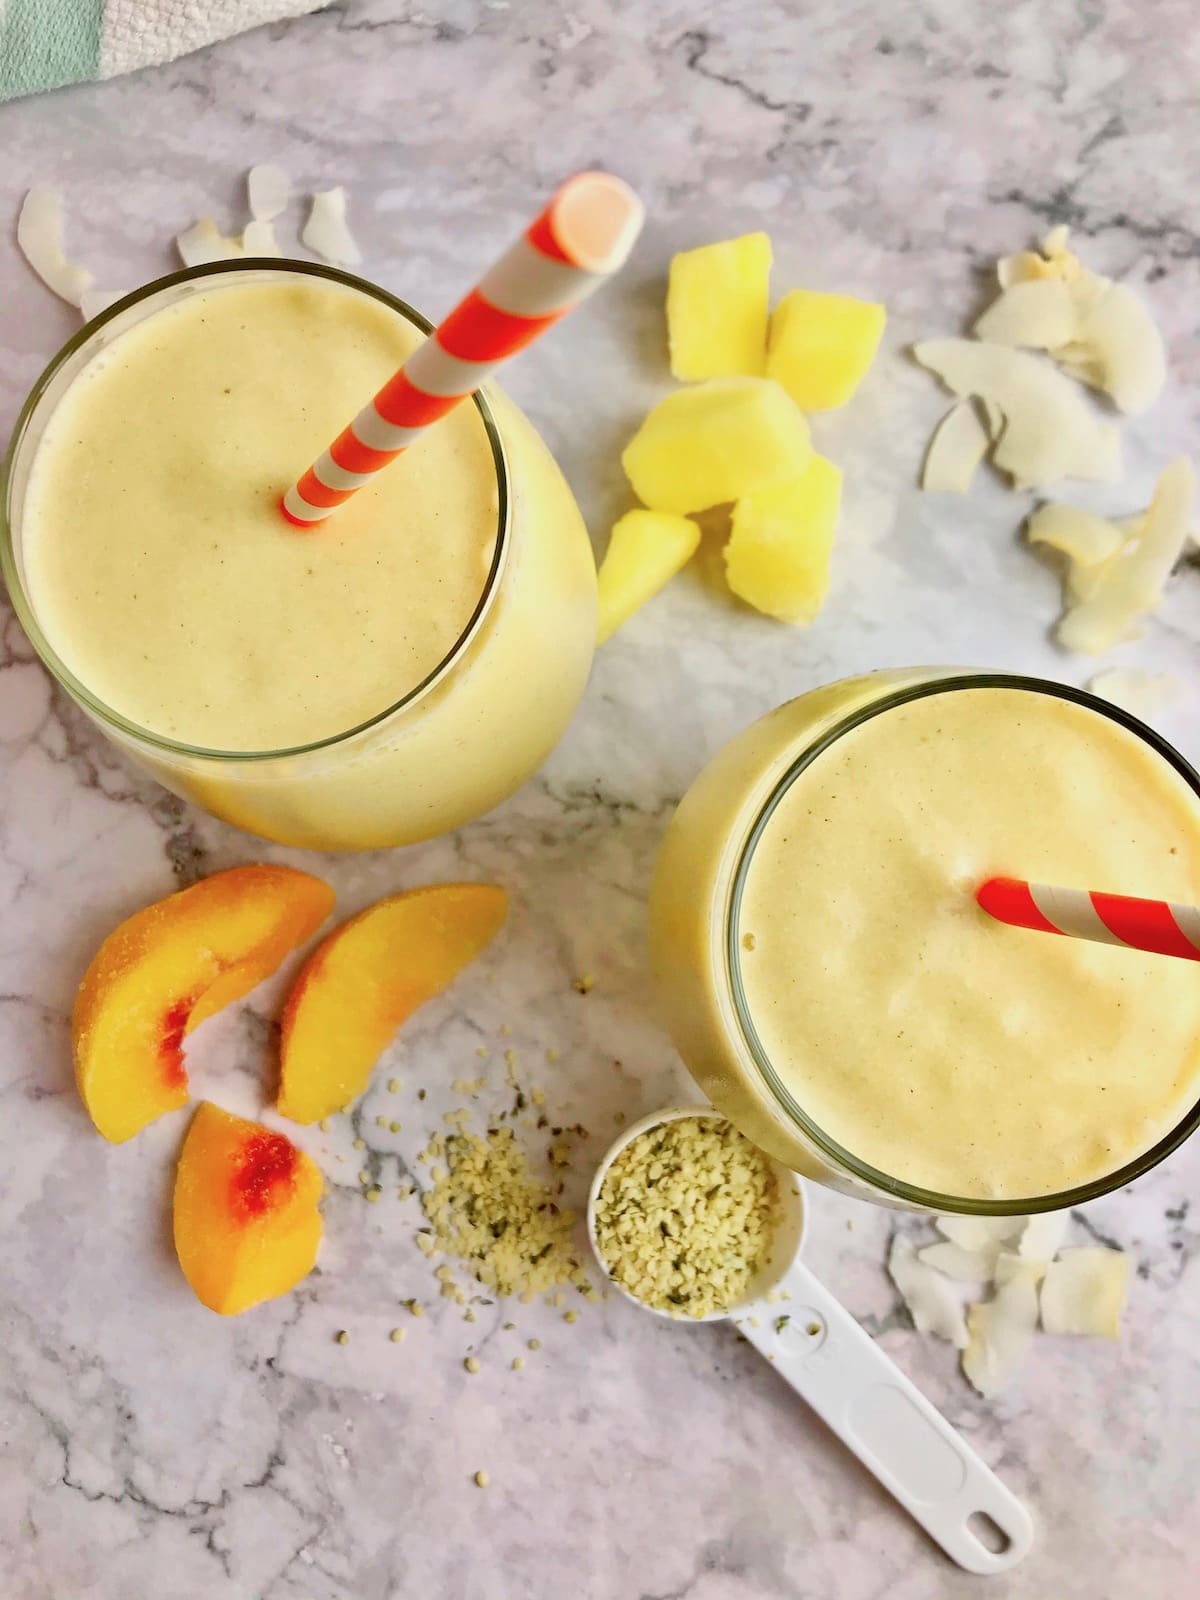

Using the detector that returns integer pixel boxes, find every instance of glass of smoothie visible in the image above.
[1,261,597,850]
[649,670,1200,1214]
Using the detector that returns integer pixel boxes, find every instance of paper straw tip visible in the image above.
[550,171,645,275]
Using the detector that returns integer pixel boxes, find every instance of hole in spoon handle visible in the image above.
[734,1262,1033,1573]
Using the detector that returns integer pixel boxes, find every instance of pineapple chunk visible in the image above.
[667,232,773,380]
[596,510,701,644]
[724,455,841,623]
[622,377,812,514]
[766,289,886,410]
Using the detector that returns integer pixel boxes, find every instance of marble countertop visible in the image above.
[2,2,1199,1596]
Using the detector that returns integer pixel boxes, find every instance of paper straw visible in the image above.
[977,875,1200,962]
[282,171,644,526]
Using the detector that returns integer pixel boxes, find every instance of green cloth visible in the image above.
[0,0,104,100]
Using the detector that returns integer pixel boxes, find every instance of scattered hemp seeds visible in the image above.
[512,1356,525,1371]
[418,1128,592,1301]
[474,1470,490,1488]
[334,1330,349,1346]
[388,1078,401,1093]
[464,1356,481,1374]
[389,1327,406,1343]
[592,1116,780,1318]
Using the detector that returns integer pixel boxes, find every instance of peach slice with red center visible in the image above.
[278,883,508,1124]
[74,865,334,1143]
[174,1102,323,1314]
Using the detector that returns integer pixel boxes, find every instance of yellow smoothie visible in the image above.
[25,281,497,750]
[8,267,598,849]
[649,674,1200,1205]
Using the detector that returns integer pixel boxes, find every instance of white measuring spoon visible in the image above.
[587,1106,1033,1575]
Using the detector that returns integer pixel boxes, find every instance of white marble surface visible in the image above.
[2,3,1200,1596]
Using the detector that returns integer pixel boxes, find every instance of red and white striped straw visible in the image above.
[281,171,644,527]
[977,876,1200,963]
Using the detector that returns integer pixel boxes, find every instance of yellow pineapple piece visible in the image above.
[766,289,886,410]
[596,510,701,644]
[622,377,812,515]
[667,232,773,380]
[724,455,842,623]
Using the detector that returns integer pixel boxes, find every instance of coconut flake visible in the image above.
[912,339,1121,490]
[302,188,362,267]
[1088,667,1182,719]
[918,1240,996,1282]
[79,288,124,323]
[242,218,282,257]
[961,1274,1039,1397]
[973,279,1079,351]
[921,400,991,493]
[935,1215,1026,1252]
[979,398,1005,440]
[992,1251,1046,1288]
[1040,1247,1129,1338]
[1017,1210,1071,1265]
[17,188,94,307]
[177,218,245,267]
[888,1234,968,1348]
[248,164,290,222]
[1026,503,1126,568]
[1057,456,1194,655]
[1056,282,1166,416]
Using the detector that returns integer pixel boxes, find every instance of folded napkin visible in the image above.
[0,0,325,103]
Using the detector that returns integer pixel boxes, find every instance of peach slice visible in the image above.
[74,865,335,1143]
[278,883,508,1124]
[174,1102,323,1315]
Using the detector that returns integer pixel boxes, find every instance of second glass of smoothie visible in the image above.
[2,262,598,850]
[649,670,1200,1214]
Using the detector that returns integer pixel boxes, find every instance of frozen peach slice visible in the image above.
[278,884,508,1124]
[667,232,773,380]
[767,288,886,411]
[725,455,842,623]
[622,377,812,515]
[174,1102,323,1315]
[74,865,334,1143]
[596,509,701,644]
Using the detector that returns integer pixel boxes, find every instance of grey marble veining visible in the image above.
[1,3,1199,1597]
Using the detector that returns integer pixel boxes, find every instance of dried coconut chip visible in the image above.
[1056,281,1166,416]
[1057,456,1194,655]
[242,218,282,257]
[912,339,1121,490]
[992,1251,1045,1288]
[177,218,245,267]
[961,1274,1038,1397]
[935,1215,1025,1252]
[302,188,362,267]
[17,188,93,306]
[1026,503,1126,568]
[918,1240,997,1282]
[1017,1209,1070,1264]
[79,287,123,323]
[1040,1247,1129,1338]
[973,278,1079,351]
[887,1234,968,1348]
[248,163,290,222]
[921,400,991,493]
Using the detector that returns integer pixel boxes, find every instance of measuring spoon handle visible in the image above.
[737,1260,1032,1574]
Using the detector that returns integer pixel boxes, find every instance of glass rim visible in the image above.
[0,258,512,762]
[725,671,1200,1215]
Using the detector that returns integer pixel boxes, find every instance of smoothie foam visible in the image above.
[735,686,1200,1198]
[23,279,498,750]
